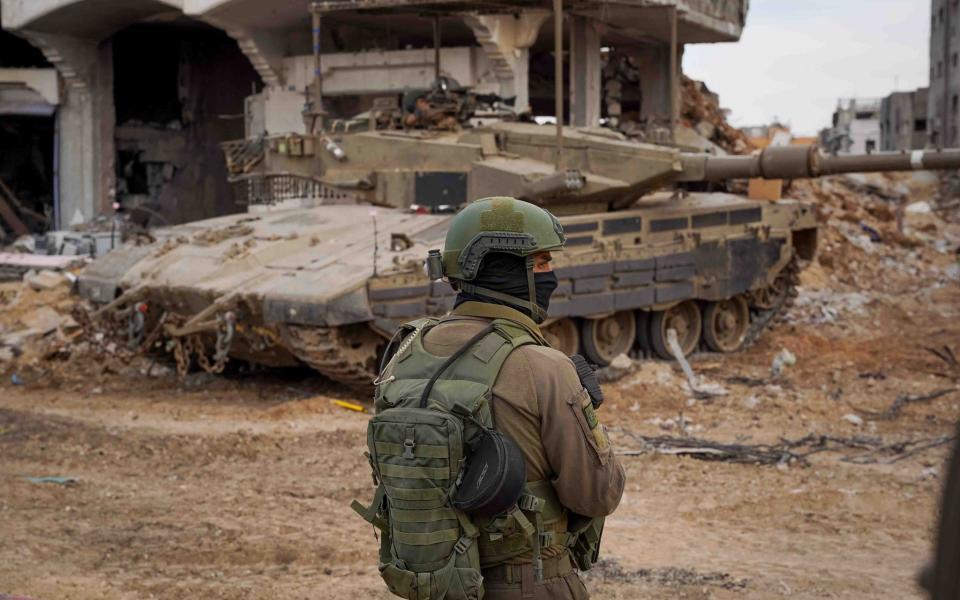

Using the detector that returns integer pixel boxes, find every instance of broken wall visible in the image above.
[881,89,929,152]
[0,30,56,238]
[112,22,261,225]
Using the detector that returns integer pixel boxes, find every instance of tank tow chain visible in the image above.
[169,313,236,377]
[743,257,801,348]
[279,324,380,391]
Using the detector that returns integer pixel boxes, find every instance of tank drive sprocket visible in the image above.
[744,257,801,347]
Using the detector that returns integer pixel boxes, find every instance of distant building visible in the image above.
[929,0,959,146]
[880,88,928,151]
[820,98,881,155]
[741,123,815,149]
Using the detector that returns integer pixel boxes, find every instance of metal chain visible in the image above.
[173,337,190,377]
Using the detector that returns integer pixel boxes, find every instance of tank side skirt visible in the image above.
[363,235,794,320]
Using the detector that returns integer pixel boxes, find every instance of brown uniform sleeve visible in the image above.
[525,347,626,518]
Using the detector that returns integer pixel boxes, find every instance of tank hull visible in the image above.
[78,192,815,386]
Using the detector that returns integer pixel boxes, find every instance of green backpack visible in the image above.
[352,316,541,600]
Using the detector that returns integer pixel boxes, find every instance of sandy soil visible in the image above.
[1,174,959,599]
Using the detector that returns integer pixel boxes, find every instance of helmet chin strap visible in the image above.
[457,259,547,324]
[524,255,547,324]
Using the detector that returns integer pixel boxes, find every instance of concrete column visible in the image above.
[20,32,115,228]
[568,15,601,127]
[634,43,671,124]
[507,48,531,115]
[461,10,549,115]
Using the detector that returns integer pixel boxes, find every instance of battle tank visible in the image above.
[77,119,960,389]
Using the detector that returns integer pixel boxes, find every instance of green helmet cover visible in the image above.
[434,196,566,323]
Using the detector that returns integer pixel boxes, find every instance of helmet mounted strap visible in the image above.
[524,255,546,324]
[457,281,545,323]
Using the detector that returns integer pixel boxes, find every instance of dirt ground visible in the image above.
[1,174,959,599]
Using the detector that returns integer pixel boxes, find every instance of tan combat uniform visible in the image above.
[422,301,626,600]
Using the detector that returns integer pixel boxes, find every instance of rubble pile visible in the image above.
[680,76,752,155]
[0,271,151,386]
[786,171,960,324]
[936,171,960,223]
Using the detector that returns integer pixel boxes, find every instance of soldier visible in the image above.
[356,196,625,600]
[424,197,625,599]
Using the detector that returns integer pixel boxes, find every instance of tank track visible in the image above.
[743,257,801,348]
[279,324,379,390]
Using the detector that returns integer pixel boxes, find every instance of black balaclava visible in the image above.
[454,253,558,319]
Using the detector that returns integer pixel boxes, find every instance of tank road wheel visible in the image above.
[702,296,750,353]
[581,311,636,366]
[543,318,581,356]
[650,301,702,360]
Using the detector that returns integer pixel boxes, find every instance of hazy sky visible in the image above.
[683,0,930,136]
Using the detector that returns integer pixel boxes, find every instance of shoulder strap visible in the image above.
[419,323,497,408]
[375,317,439,385]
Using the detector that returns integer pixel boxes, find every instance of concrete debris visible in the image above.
[24,269,71,291]
[680,76,752,155]
[1,328,42,350]
[844,232,876,254]
[618,361,680,389]
[0,252,89,282]
[597,353,637,382]
[842,413,865,427]
[770,348,797,378]
[19,306,62,335]
[646,415,702,434]
[791,289,872,325]
[905,201,932,214]
[946,264,960,281]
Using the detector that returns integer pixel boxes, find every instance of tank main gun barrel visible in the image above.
[679,145,960,182]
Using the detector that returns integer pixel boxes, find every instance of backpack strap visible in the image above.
[419,323,497,408]
[351,483,388,530]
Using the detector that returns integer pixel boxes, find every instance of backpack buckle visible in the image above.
[518,494,544,513]
[454,535,472,554]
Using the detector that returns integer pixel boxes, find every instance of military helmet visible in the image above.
[426,196,565,323]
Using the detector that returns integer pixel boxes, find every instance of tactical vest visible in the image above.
[352,316,569,600]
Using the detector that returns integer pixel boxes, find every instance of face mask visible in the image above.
[534,271,559,312]
[453,254,558,318]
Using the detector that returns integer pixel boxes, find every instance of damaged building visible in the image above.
[820,98,881,155]
[880,88,928,152]
[929,0,959,146]
[1,0,747,234]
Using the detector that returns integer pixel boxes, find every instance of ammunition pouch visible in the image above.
[566,513,605,571]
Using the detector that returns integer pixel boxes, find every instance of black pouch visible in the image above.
[570,354,604,409]
[452,429,526,517]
